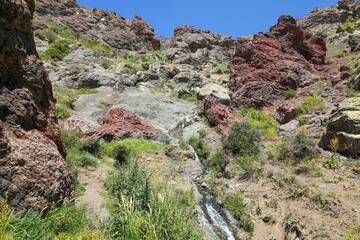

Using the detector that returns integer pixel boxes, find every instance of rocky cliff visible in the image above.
[0,0,74,211]
[34,0,160,51]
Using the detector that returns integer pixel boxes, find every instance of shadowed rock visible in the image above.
[0,0,74,211]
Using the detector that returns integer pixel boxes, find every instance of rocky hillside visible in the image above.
[2,0,360,239]
[34,0,160,51]
[0,0,73,211]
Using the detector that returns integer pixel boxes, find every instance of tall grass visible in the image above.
[107,162,203,240]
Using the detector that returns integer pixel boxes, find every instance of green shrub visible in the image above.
[113,145,131,167]
[41,39,73,61]
[164,82,174,89]
[100,58,114,69]
[224,193,254,234]
[34,31,46,40]
[210,148,229,173]
[179,140,187,150]
[223,121,261,157]
[46,32,58,43]
[75,88,99,94]
[291,132,319,163]
[150,50,164,61]
[334,83,343,90]
[55,105,71,119]
[298,115,310,126]
[346,90,360,97]
[48,22,77,40]
[80,139,101,157]
[336,26,345,33]
[267,140,289,160]
[107,162,202,239]
[284,89,296,100]
[237,155,262,179]
[335,52,346,58]
[97,100,111,109]
[83,39,115,53]
[312,75,320,82]
[188,136,210,159]
[295,96,325,115]
[5,205,101,239]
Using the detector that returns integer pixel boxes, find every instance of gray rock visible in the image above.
[263,213,273,223]
[243,198,252,207]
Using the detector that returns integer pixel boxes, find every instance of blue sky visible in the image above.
[77,0,339,38]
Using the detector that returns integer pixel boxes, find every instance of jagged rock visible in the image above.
[319,98,360,155]
[171,69,208,89]
[349,60,360,90]
[198,95,232,136]
[274,101,298,124]
[34,0,160,51]
[85,108,170,144]
[229,15,326,109]
[51,62,121,89]
[162,25,235,66]
[0,0,74,211]
[64,116,100,134]
[197,84,230,105]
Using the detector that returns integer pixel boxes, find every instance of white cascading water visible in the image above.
[188,144,236,240]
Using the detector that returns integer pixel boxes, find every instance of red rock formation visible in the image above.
[229,15,327,109]
[198,95,232,136]
[85,108,169,143]
[0,0,73,211]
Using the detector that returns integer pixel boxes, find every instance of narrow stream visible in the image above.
[187,145,236,240]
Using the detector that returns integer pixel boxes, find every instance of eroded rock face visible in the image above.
[64,116,100,134]
[0,0,74,211]
[198,95,232,136]
[34,0,160,51]
[229,15,326,109]
[319,98,360,155]
[162,25,235,66]
[85,108,170,144]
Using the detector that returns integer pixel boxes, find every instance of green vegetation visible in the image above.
[100,58,115,69]
[325,137,340,170]
[209,148,229,173]
[0,192,12,239]
[34,31,46,40]
[3,205,104,239]
[107,161,203,239]
[291,132,319,164]
[295,96,325,115]
[335,52,346,58]
[47,22,77,41]
[224,193,254,235]
[284,89,296,100]
[267,140,289,161]
[312,75,320,82]
[97,101,112,109]
[346,89,360,97]
[210,64,231,75]
[150,50,164,61]
[236,108,279,139]
[75,88,99,95]
[188,135,210,159]
[224,121,261,157]
[83,39,116,53]
[164,82,174,90]
[178,90,200,104]
[334,83,344,90]
[40,39,73,62]
[119,54,155,65]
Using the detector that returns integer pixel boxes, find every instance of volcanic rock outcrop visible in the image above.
[229,15,327,109]
[34,0,160,51]
[319,98,360,155]
[85,108,170,144]
[198,95,232,136]
[0,0,74,211]
[162,25,235,66]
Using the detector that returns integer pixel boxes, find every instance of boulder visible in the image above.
[85,108,170,144]
[198,95,232,136]
[349,60,360,90]
[229,15,326,109]
[274,101,298,124]
[319,98,360,155]
[64,116,101,134]
[197,83,231,105]
[0,0,74,211]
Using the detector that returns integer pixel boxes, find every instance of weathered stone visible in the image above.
[229,15,326,109]
[64,116,101,134]
[34,0,160,51]
[319,98,360,155]
[85,108,170,144]
[0,0,74,211]
[197,83,230,105]
[198,95,232,136]
[274,101,298,124]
